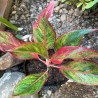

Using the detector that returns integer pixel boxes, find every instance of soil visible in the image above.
[51,82,98,98]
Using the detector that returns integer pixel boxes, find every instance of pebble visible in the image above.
[54,6,61,13]
[21,34,32,42]
[84,11,89,16]
[59,9,63,13]
[15,14,18,20]
[68,9,74,15]
[13,5,17,10]
[12,11,17,14]
[18,27,23,31]
[39,6,43,11]
[60,14,66,21]
[59,4,65,9]
[54,1,60,7]
[47,90,52,96]
[63,9,68,14]
[74,9,82,16]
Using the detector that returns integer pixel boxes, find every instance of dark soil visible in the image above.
[26,59,68,86]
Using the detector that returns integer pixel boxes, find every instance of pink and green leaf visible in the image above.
[54,29,98,51]
[60,61,98,85]
[0,31,24,52]
[33,19,56,49]
[33,0,54,28]
[33,0,56,49]
[10,42,48,59]
[51,46,98,64]
[14,72,48,96]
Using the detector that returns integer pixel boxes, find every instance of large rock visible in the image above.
[0,72,39,98]
[0,72,25,98]
[0,52,23,70]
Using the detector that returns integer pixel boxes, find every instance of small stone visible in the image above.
[74,9,82,16]
[39,6,42,11]
[22,34,32,42]
[26,14,30,17]
[84,11,88,16]
[18,27,23,31]
[68,9,74,15]
[47,90,52,96]
[60,14,66,21]
[12,11,16,14]
[10,20,15,24]
[59,4,65,9]
[10,16,15,20]
[54,6,60,13]
[54,1,60,7]
[95,95,98,98]
[13,5,17,10]
[21,15,25,20]
[84,16,89,19]
[21,3,25,8]
[17,10,22,15]
[59,9,63,13]
[15,14,18,20]
[63,9,68,14]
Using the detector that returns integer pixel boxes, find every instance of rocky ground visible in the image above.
[8,0,98,50]
[1,0,98,98]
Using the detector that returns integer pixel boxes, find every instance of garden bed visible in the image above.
[0,0,98,98]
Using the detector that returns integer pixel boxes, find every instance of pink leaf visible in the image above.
[50,46,98,64]
[33,0,54,29]
[0,31,24,52]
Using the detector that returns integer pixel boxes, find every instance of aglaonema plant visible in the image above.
[0,0,98,96]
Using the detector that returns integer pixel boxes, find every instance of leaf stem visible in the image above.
[38,58,46,65]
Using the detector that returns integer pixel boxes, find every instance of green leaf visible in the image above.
[0,16,18,31]
[33,18,56,49]
[54,29,98,51]
[11,42,48,59]
[61,0,65,2]
[76,2,83,7]
[85,0,98,9]
[14,72,48,96]
[82,3,86,11]
[60,61,98,85]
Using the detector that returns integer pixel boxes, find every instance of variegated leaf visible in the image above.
[33,0,54,28]
[0,31,24,52]
[10,42,48,59]
[33,0,55,49]
[51,46,98,64]
[60,61,98,85]
[54,29,98,51]
[33,18,56,49]
[14,72,48,96]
